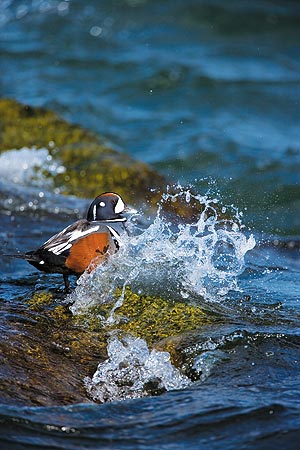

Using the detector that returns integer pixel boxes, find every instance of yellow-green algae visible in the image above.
[0,98,232,222]
[0,282,217,406]
[24,286,212,372]
[26,291,54,311]
[0,98,166,205]
[74,286,212,347]
[116,286,211,345]
[24,286,211,348]
[25,287,213,350]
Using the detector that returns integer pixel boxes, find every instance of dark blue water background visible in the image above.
[0,0,300,448]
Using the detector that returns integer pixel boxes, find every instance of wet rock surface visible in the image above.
[0,292,107,406]
[0,287,212,406]
[0,98,229,221]
[0,98,229,406]
[0,98,166,205]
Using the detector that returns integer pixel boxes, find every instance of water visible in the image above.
[0,147,66,187]
[84,335,191,403]
[1,0,300,234]
[1,0,300,448]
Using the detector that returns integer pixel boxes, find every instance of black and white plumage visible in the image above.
[11,192,134,291]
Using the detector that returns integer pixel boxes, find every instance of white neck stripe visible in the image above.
[106,225,121,242]
[91,218,126,223]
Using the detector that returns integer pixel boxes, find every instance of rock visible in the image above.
[74,286,211,343]
[0,98,228,221]
[0,98,229,406]
[0,98,165,206]
[0,287,212,406]
[0,291,108,406]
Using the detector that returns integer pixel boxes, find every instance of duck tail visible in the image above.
[4,252,38,262]
[4,252,26,259]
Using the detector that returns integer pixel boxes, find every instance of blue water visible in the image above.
[2,384,300,449]
[1,1,300,448]
[2,0,300,234]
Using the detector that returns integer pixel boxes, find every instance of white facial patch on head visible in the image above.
[114,196,125,214]
[99,201,106,207]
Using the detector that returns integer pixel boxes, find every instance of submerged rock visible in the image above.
[74,286,212,346]
[0,293,107,406]
[0,286,213,406]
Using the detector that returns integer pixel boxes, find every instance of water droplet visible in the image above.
[90,26,102,37]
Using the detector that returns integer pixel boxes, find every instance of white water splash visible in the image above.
[70,188,255,313]
[84,335,191,403]
[193,350,227,382]
[185,330,247,381]
[0,147,65,187]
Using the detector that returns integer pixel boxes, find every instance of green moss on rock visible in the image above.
[75,286,211,347]
[0,282,214,406]
[0,98,232,222]
[26,291,54,311]
[0,98,165,205]
[0,99,96,150]
[115,287,210,345]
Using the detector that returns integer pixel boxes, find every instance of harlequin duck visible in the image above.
[12,192,135,291]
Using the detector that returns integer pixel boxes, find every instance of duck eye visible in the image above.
[99,201,106,207]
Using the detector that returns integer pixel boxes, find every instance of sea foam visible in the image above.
[85,334,191,403]
[0,147,65,187]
